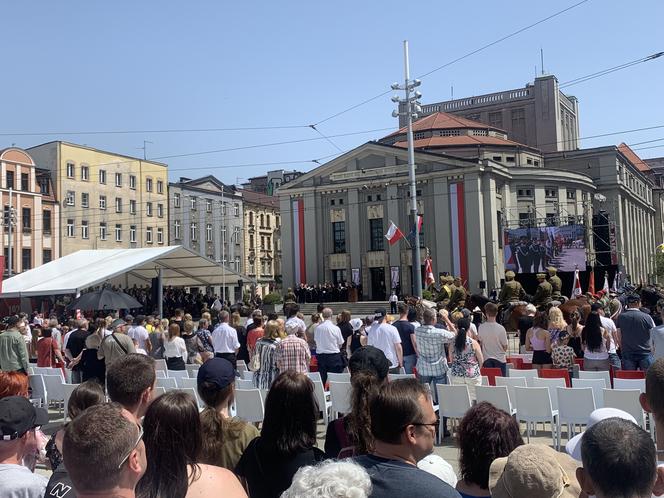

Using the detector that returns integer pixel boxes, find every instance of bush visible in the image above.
[262,292,283,305]
[422,290,434,301]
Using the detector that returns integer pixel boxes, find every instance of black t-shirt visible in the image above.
[518,316,534,346]
[393,320,416,356]
[46,464,76,498]
[353,454,461,497]
[338,321,354,342]
[235,436,326,498]
[66,329,90,371]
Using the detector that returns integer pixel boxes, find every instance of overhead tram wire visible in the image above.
[559,52,664,89]
[308,125,344,153]
[0,124,311,137]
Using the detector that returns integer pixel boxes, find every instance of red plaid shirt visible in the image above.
[276,335,311,374]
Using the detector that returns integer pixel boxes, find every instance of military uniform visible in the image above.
[499,279,526,304]
[449,278,467,310]
[437,276,453,304]
[547,267,562,299]
[284,288,296,303]
[533,275,553,308]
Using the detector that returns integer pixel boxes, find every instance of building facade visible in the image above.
[1,148,60,275]
[27,142,168,255]
[168,176,245,300]
[242,189,280,297]
[243,169,304,196]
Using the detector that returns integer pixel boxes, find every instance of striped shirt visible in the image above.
[414,325,455,377]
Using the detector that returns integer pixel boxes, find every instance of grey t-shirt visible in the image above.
[353,454,461,498]
[0,463,48,498]
[651,325,664,360]
[617,309,655,353]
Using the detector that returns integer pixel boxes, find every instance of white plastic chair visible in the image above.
[237,360,248,373]
[329,381,351,418]
[514,386,559,448]
[235,389,265,423]
[532,377,567,411]
[603,389,646,428]
[495,376,527,408]
[167,369,189,380]
[572,378,606,408]
[154,359,167,372]
[507,369,539,386]
[242,370,254,381]
[309,375,333,426]
[481,375,489,386]
[155,370,166,379]
[27,366,35,375]
[475,385,514,415]
[156,377,177,390]
[62,383,79,421]
[153,386,166,397]
[28,374,47,407]
[327,372,351,383]
[235,379,254,389]
[172,387,204,410]
[436,384,472,442]
[176,377,197,390]
[43,375,65,415]
[613,378,645,393]
[556,387,596,449]
[186,364,200,378]
[388,373,416,381]
[578,370,611,388]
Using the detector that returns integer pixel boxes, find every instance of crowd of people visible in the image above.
[1,294,664,498]
[290,282,362,304]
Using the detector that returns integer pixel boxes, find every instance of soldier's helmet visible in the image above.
[505,270,515,281]
[546,267,557,275]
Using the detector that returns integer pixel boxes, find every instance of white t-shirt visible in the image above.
[600,315,618,354]
[0,463,47,498]
[314,320,344,354]
[211,323,240,353]
[651,325,664,360]
[285,316,306,335]
[163,336,187,362]
[128,325,149,350]
[367,322,402,368]
[478,321,508,363]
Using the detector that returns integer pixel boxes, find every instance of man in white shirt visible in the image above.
[367,308,403,373]
[477,302,509,376]
[211,310,240,369]
[314,307,345,384]
[389,291,398,314]
[127,315,151,355]
[285,304,306,337]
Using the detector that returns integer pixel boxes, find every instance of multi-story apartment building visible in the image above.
[27,142,168,255]
[243,169,304,196]
[1,147,60,275]
[242,190,280,297]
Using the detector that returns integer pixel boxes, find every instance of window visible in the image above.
[518,212,530,228]
[545,188,558,198]
[81,193,89,208]
[174,193,181,208]
[234,203,239,216]
[261,235,265,249]
[115,224,122,242]
[99,222,107,240]
[22,249,31,271]
[511,108,526,140]
[331,199,335,206]
[67,219,75,238]
[81,221,89,239]
[506,156,515,163]
[21,173,29,191]
[249,212,254,226]
[222,228,227,243]
[260,214,264,227]
[206,224,213,242]
[66,162,75,178]
[489,111,503,129]
[157,180,163,194]
[267,236,271,251]
[99,195,107,210]
[66,191,75,206]
[5,171,15,190]
[129,175,136,189]
[369,219,384,251]
[206,199,212,213]
[81,165,89,181]
[130,225,136,243]
[333,221,346,253]
[39,177,50,195]
[235,256,241,271]
[129,200,136,215]
[173,220,181,240]
[190,197,197,210]
[43,210,52,235]
[233,226,241,243]
[157,203,163,218]
[146,227,153,244]
[146,202,153,217]
[99,170,106,184]
[22,207,31,231]
[146,178,153,192]
[222,203,227,216]
[115,197,123,213]
[43,249,52,264]
[267,215,271,228]
[115,172,122,187]
[249,234,254,249]
[157,228,164,244]
[276,215,280,228]
[190,222,197,241]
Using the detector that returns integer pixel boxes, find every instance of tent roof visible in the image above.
[0,246,254,297]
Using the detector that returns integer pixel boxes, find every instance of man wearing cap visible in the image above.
[0,396,49,497]
[498,271,525,306]
[314,308,345,384]
[0,316,29,373]
[393,303,417,375]
[547,267,563,300]
[367,308,403,374]
[532,273,553,309]
[617,294,655,371]
[276,320,311,374]
[98,318,136,371]
[436,276,453,306]
[448,277,467,311]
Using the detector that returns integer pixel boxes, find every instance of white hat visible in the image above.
[565,407,637,461]
[350,318,363,332]
[417,454,458,488]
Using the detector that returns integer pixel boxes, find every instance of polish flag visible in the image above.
[385,221,405,245]
[588,271,596,295]
[571,269,582,299]
[424,258,435,287]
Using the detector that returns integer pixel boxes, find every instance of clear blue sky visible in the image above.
[3,0,663,184]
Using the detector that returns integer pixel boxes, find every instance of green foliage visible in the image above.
[262,292,283,305]
[656,252,664,278]
[422,290,434,301]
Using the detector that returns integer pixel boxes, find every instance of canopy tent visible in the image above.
[0,246,255,298]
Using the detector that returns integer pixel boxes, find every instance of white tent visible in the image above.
[0,246,254,298]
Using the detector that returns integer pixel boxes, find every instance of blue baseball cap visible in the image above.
[197,358,235,389]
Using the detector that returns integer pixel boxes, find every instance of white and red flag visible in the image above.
[424,257,435,287]
[384,221,405,245]
[571,269,583,299]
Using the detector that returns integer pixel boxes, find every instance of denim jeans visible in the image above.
[622,351,654,371]
[482,358,507,377]
[418,372,448,404]
[403,354,417,375]
[608,353,621,371]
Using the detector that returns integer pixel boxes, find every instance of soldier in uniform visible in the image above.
[449,276,467,311]
[437,275,453,305]
[547,267,563,301]
[532,273,553,309]
[499,270,526,305]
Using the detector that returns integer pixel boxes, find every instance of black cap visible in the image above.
[374,308,387,320]
[627,294,641,304]
[407,308,417,322]
[590,303,603,312]
[348,346,389,380]
[0,396,48,440]
[197,358,236,390]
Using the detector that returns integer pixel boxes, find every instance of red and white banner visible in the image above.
[571,269,582,298]
[587,271,596,295]
[291,199,307,284]
[449,182,468,283]
[424,257,435,287]
[385,221,405,245]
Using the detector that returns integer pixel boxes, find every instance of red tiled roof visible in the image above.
[384,111,505,138]
[618,143,651,173]
[393,134,531,149]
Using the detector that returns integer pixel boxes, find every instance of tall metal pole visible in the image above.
[8,187,13,277]
[157,268,163,318]
[221,189,226,304]
[404,41,422,298]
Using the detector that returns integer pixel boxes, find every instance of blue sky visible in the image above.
[2,0,663,184]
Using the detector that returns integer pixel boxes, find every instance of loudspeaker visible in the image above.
[479,280,486,289]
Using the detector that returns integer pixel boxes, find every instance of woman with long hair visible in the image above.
[247,316,264,361]
[81,319,106,384]
[236,371,325,498]
[449,317,483,401]
[198,358,259,471]
[163,323,187,370]
[252,320,282,389]
[231,312,249,364]
[136,391,246,498]
[181,320,205,365]
[526,311,552,370]
[582,312,611,371]
[547,307,567,346]
[148,318,167,359]
[565,308,584,358]
[36,328,65,368]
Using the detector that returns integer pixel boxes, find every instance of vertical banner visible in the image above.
[351,268,360,286]
[390,266,400,289]
[291,198,307,284]
[449,182,468,283]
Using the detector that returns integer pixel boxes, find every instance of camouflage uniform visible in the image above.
[533,274,553,308]
[499,271,526,304]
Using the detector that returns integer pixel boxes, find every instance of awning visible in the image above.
[0,246,255,298]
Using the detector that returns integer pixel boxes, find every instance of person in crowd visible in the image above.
[393,303,417,375]
[128,315,151,356]
[36,327,66,369]
[231,312,249,365]
[276,320,311,374]
[252,320,282,389]
[582,312,611,371]
[526,312,552,370]
[346,318,367,358]
[577,418,656,498]
[551,331,576,373]
[353,379,460,497]
[182,320,206,365]
[164,322,187,370]
[314,308,345,384]
[63,403,147,498]
[48,317,63,347]
[488,444,580,498]
[324,346,389,459]
[593,303,621,370]
[0,316,29,373]
[517,303,536,351]
[107,353,156,421]
[236,372,326,498]
[247,316,264,361]
[367,308,403,374]
[455,402,523,498]
[81,318,107,384]
[305,313,321,354]
[0,396,49,497]
[449,317,483,401]
[285,304,307,337]
[136,391,246,498]
[65,319,91,382]
[565,307,584,358]
[477,302,508,376]
[652,300,664,361]
[336,309,353,362]
[617,294,656,370]
[282,460,372,498]
[246,310,262,333]
[98,318,136,372]
[212,311,240,369]
[0,371,29,399]
[198,358,260,470]
[547,307,567,346]
[171,308,185,331]
[63,319,78,354]
[641,357,664,472]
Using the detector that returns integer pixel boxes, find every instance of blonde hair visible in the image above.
[183,320,195,334]
[202,312,211,322]
[548,307,567,330]
[264,320,283,340]
[184,313,193,322]
[230,312,241,328]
